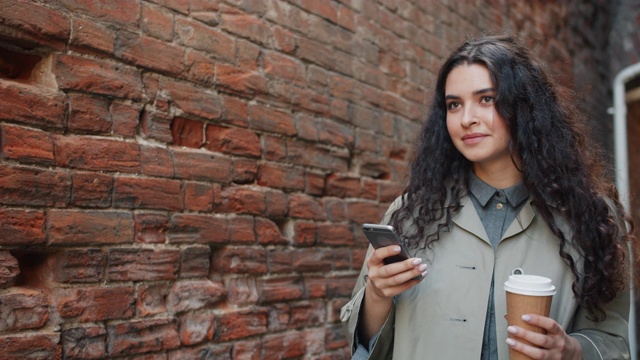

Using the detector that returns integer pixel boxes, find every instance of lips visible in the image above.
[462,133,487,144]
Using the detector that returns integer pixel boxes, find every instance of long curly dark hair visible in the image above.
[389,35,633,319]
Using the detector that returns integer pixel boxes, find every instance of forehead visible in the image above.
[445,63,494,94]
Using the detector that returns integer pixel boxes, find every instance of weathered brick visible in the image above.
[0,0,70,46]
[221,95,249,127]
[229,216,256,244]
[141,145,174,177]
[204,124,261,157]
[156,76,223,120]
[303,327,326,356]
[263,50,305,83]
[267,303,290,332]
[232,339,262,360]
[267,248,293,274]
[217,63,268,96]
[168,214,230,244]
[261,332,306,359]
[172,117,204,148]
[141,2,174,41]
[57,286,134,322]
[116,31,184,75]
[233,158,258,184]
[0,333,59,360]
[293,221,318,246]
[114,176,183,211]
[0,80,66,129]
[134,212,168,244]
[110,101,141,137]
[226,277,259,306]
[248,103,296,136]
[70,17,116,54]
[305,171,325,197]
[175,17,235,62]
[180,246,210,278]
[168,280,226,313]
[178,311,215,345]
[221,5,270,45]
[55,54,143,99]
[62,325,107,360]
[292,248,334,273]
[68,93,111,134]
[141,110,173,143]
[54,249,106,283]
[169,343,232,360]
[71,172,113,208]
[257,163,305,191]
[55,135,140,173]
[288,193,326,220]
[59,0,139,27]
[255,218,287,245]
[324,198,347,222]
[262,135,287,162]
[287,139,349,172]
[185,49,216,86]
[326,274,357,297]
[264,190,289,218]
[107,248,180,281]
[47,210,133,245]
[107,318,180,356]
[0,251,19,288]
[183,182,215,212]
[0,164,70,207]
[346,200,386,224]
[317,223,355,246]
[1,123,55,165]
[136,283,169,317]
[218,186,266,215]
[257,276,304,303]
[172,149,233,182]
[0,209,46,246]
[325,323,348,350]
[272,25,296,53]
[215,307,267,342]
[303,276,327,298]
[0,288,49,331]
[212,247,266,274]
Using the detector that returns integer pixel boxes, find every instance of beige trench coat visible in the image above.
[342,195,630,359]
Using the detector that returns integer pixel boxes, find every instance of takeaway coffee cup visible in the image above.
[504,274,556,360]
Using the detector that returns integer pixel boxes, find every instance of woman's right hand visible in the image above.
[366,245,428,301]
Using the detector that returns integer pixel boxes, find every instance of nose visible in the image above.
[461,105,479,127]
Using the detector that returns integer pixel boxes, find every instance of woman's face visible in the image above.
[445,63,513,174]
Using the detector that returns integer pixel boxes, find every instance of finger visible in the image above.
[506,337,546,359]
[367,245,403,267]
[378,257,425,278]
[522,314,563,335]
[507,325,550,350]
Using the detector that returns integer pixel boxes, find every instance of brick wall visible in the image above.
[0,1,618,359]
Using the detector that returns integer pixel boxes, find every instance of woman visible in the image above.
[341,35,634,359]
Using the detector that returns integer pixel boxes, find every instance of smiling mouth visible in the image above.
[462,134,486,144]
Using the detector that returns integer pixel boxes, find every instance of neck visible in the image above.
[473,162,522,189]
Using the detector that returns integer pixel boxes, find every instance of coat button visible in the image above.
[496,203,503,210]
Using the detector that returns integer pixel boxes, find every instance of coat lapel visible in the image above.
[451,195,490,244]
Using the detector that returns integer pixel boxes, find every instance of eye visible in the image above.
[446,101,461,110]
[480,96,495,104]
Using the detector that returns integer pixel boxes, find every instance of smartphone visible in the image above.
[361,223,413,265]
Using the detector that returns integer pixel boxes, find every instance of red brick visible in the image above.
[110,101,141,137]
[338,5,356,31]
[141,3,174,41]
[217,63,268,96]
[221,95,249,127]
[226,277,259,305]
[141,110,173,143]
[47,210,134,245]
[136,283,169,317]
[255,218,287,245]
[175,17,235,62]
[71,172,113,208]
[290,300,326,328]
[1,123,55,165]
[114,176,183,211]
[55,54,143,100]
[267,248,293,274]
[141,145,174,177]
[212,247,267,274]
[204,124,261,157]
[257,276,304,303]
[0,80,66,129]
[325,323,348,350]
[185,50,217,86]
[267,303,290,332]
[54,249,106,283]
[287,140,349,172]
[292,248,334,272]
[324,198,347,222]
[0,0,70,45]
[272,26,296,53]
[265,190,289,218]
[116,31,185,76]
[232,339,262,360]
[172,117,204,148]
[305,171,326,195]
[169,343,232,360]
[248,103,296,136]
[232,158,258,184]
[0,333,59,360]
[62,325,107,360]
[134,212,168,244]
[68,93,111,134]
[262,332,306,359]
[107,318,180,356]
[317,224,355,247]
[0,164,70,207]
[70,17,116,54]
[304,276,327,298]
[257,163,304,191]
[218,187,266,215]
[183,181,215,212]
[333,247,351,270]
[159,77,222,120]
[57,286,134,322]
[326,274,357,297]
[361,179,378,200]
[262,135,287,161]
[296,114,319,142]
[263,51,306,83]
[318,119,354,148]
[0,251,19,288]
[55,135,140,173]
[324,174,360,198]
[274,82,331,116]
[167,280,226,312]
[172,149,233,182]
[230,216,256,244]
[0,288,49,331]
[215,308,267,341]
[0,209,46,246]
[107,248,179,281]
[168,214,230,244]
[303,327,326,355]
[293,222,318,246]
[179,311,215,345]
[346,201,386,224]
[179,246,210,278]
[59,0,139,26]
[288,194,326,220]
[221,6,271,45]
[330,98,350,122]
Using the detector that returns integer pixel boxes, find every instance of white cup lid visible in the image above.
[504,274,556,296]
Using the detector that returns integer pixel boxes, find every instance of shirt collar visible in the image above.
[468,172,529,208]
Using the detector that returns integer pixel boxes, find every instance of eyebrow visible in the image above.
[445,87,496,100]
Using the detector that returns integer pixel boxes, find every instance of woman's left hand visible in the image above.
[506,314,583,359]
